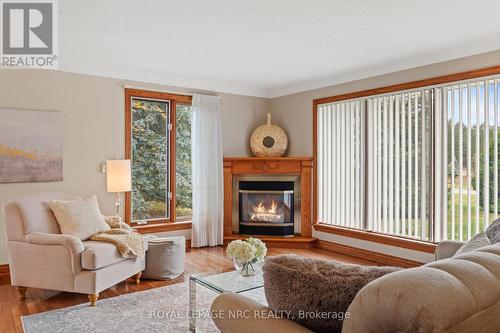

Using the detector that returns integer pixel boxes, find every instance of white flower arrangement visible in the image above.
[245,237,267,260]
[226,237,267,263]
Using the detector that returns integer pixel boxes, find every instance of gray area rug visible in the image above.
[22,282,267,333]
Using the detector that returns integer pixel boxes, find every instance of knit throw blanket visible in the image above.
[90,220,145,258]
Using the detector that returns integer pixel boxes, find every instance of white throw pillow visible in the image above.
[454,231,491,257]
[49,195,110,240]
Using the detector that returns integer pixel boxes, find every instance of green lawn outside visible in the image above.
[446,192,495,241]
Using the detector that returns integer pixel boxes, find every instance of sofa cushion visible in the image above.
[342,242,500,333]
[49,195,110,240]
[263,254,401,333]
[81,241,127,270]
[454,231,491,256]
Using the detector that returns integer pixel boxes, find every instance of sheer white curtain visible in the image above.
[191,94,224,247]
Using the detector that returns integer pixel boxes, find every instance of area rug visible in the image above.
[22,282,267,333]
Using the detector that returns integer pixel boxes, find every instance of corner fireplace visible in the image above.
[225,158,312,239]
[235,178,299,236]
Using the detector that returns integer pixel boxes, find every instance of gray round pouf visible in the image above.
[142,235,185,280]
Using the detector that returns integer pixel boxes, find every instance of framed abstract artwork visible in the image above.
[0,108,63,183]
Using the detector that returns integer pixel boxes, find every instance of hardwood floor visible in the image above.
[0,246,376,333]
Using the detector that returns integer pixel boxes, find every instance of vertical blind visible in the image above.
[317,76,500,242]
[367,91,432,241]
[317,101,365,230]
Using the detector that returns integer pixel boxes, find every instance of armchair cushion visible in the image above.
[49,195,110,240]
[81,241,127,270]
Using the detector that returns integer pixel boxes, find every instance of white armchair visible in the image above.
[3,192,145,306]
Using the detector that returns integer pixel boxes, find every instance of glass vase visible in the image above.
[233,258,256,277]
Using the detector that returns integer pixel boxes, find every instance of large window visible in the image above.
[125,89,192,225]
[316,72,500,243]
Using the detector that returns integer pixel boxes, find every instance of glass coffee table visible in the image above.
[189,268,264,331]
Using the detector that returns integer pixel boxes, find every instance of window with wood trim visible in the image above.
[125,89,192,225]
[315,69,500,243]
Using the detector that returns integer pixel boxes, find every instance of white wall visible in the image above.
[314,231,434,263]
[0,69,269,264]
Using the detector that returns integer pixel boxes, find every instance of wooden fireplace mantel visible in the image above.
[223,156,313,238]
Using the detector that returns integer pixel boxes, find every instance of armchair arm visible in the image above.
[116,222,133,231]
[434,240,464,261]
[211,293,313,333]
[25,232,85,274]
[26,232,85,252]
[103,216,134,231]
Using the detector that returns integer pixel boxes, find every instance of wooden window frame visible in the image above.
[313,65,500,248]
[125,88,192,231]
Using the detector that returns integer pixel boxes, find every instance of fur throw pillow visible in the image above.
[263,254,401,333]
[486,218,500,244]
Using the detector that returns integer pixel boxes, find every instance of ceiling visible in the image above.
[59,0,500,97]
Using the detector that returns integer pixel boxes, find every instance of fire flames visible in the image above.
[250,200,282,222]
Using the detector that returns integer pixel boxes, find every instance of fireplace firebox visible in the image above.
[238,181,295,236]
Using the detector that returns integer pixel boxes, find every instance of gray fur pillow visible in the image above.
[486,218,500,244]
[263,254,401,333]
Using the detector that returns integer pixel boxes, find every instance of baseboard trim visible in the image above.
[0,264,10,285]
[316,240,423,268]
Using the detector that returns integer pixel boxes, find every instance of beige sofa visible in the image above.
[3,192,146,306]
[212,241,500,332]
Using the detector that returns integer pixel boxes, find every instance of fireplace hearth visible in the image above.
[238,180,295,236]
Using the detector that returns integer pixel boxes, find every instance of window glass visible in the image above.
[175,103,192,220]
[131,98,170,222]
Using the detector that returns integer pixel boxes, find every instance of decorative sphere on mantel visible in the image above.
[250,113,288,157]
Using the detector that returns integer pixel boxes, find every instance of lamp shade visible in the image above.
[106,159,131,193]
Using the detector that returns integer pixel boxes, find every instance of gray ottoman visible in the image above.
[142,235,186,280]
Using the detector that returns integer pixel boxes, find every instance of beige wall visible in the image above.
[270,49,500,156]
[0,69,269,264]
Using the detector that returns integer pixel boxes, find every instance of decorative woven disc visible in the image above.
[250,113,288,157]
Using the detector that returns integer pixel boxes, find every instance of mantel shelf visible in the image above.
[223,156,313,161]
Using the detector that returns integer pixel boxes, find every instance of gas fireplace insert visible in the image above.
[238,181,294,236]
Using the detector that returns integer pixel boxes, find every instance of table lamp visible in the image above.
[106,159,131,217]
